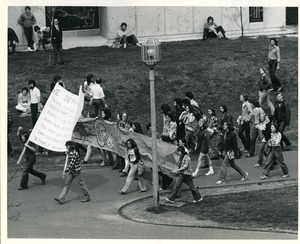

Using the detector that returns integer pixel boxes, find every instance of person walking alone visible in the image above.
[268,38,282,91]
[51,18,65,65]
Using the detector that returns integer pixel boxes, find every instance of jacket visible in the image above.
[274,100,291,126]
[259,75,272,91]
[51,24,63,44]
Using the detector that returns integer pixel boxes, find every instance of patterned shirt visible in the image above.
[270,132,282,147]
[65,149,82,173]
[178,155,193,175]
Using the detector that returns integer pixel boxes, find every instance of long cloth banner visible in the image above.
[72,118,179,176]
[29,83,84,152]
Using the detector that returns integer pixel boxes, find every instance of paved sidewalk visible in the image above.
[6,150,298,240]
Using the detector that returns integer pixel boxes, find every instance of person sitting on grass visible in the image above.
[117,22,141,48]
[202,16,227,40]
[34,25,50,51]
[165,146,203,204]
[16,87,31,116]
[260,124,289,180]
[8,27,19,55]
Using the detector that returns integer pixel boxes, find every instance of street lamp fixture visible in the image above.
[141,39,161,208]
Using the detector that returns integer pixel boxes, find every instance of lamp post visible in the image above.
[141,39,161,208]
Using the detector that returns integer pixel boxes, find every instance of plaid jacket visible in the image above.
[65,149,82,173]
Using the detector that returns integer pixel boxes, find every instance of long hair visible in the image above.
[86,74,94,86]
[207,16,214,23]
[126,138,137,149]
[270,37,278,46]
[161,104,171,115]
[133,122,143,134]
[221,105,228,112]
[28,79,36,87]
[102,108,112,120]
[177,146,188,156]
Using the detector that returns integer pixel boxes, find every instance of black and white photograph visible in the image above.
[1,0,299,243]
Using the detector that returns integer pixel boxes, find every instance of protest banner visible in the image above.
[72,118,179,176]
[28,83,84,152]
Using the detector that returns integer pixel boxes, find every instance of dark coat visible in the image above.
[274,100,291,126]
[8,28,19,43]
[51,24,63,44]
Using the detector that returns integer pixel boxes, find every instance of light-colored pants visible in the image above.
[58,171,89,202]
[122,159,130,173]
[196,152,212,169]
[121,163,147,193]
[16,103,29,113]
[84,145,103,163]
[259,90,275,115]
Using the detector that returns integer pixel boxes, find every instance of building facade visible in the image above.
[8,6,289,49]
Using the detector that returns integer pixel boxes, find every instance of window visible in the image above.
[45,6,99,30]
[249,7,263,22]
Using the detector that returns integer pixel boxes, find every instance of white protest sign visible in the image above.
[29,83,83,152]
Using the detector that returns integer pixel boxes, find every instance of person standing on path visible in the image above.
[54,141,90,204]
[258,68,275,115]
[28,79,40,128]
[17,127,46,190]
[268,38,282,91]
[216,122,248,185]
[166,146,202,204]
[51,18,65,65]
[273,92,292,151]
[18,6,36,51]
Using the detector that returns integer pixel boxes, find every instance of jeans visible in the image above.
[276,120,291,148]
[92,99,105,118]
[238,122,250,150]
[196,152,212,169]
[30,103,38,127]
[257,142,269,165]
[52,43,64,64]
[20,155,46,188]
[120,34,139,45]
[121,163,147,193]
[259,90,275,115]
[219,154,246,181]
[249,126,259,156]
[23,26,34,48]
[263,147,289,176]
[203,26,226,39]
[58,171,90,202]
[268,60,282,90]
[158,171,174,190]
[168,174,201,201]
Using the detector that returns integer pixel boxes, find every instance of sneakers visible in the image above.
[205,171,214,176]
[119,191,126,195]
[254,163,262,167]
[54,197,64,204]
[18,186,28,190]
[123,43,127,48]
[216,180,226,185]
[120,172,127,177]
[81,197,90,203]
[165,197,175,204]
[282,174,290,178]
[241,172,248,181]
[260,175,269,180]
[193,197,203,203]
[100,161,107,167]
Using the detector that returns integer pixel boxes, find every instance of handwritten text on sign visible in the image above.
[29,83,81,152]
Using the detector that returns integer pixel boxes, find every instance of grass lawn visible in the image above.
[7,36,298,167]
[148,185,298,231]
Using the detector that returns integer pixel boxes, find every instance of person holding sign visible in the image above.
[17,127,46,190]
[54,141,90,204]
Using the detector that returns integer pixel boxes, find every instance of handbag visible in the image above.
[227,150,235,160]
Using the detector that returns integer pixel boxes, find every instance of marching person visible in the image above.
[258,67,275,115]
[274,92,292,151]
[119,139,147,194]
[260,124,289,180]
[216,122,248,185]
[18,6,36,51]
[17,127,46,190]
[165,146,203,204]
[54,141,90,204]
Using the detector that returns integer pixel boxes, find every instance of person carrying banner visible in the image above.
[165,146,203,204]
[17,127,46,190]
[54,141,90,204]
[119,139,147,194]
